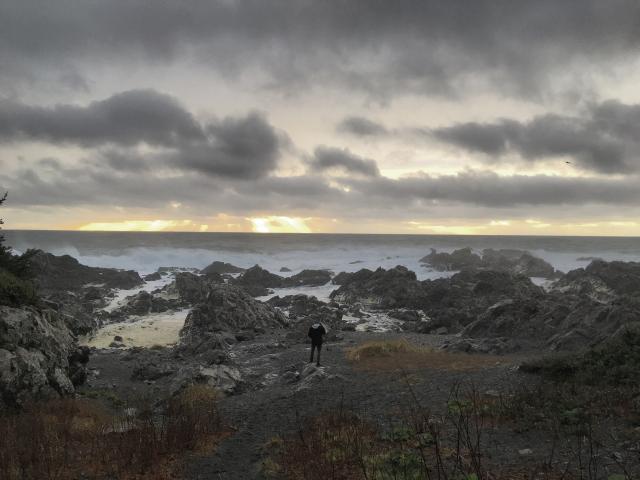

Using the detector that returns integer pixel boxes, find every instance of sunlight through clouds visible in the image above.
[249,216,312,233]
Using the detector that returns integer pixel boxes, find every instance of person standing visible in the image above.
[308,322,327,366]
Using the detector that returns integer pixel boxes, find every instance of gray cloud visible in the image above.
[0,89,204,146]
[0,90,285,180]
[169,113,283,180]
[4,155,640,216]
[431,101,640,173]
[310,146,380,177]
[2,1,640,99]
[343,171,640,207]
[337,116,389,137]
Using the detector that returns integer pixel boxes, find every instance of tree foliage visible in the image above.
[0,193,39,306]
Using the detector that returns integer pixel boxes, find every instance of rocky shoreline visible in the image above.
[4,247,640,477]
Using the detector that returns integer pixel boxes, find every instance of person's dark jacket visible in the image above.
[308,323,327,345]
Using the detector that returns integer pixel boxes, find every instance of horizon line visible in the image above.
[3,228,640,239]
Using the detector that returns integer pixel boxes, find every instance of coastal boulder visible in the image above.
[282,269,332,287]
[201,261,245,276]
[30,251,142,293]
[330,266,424,308]
[0,306,86,407]
[232,265,285,296]
[180,284,287,352]
[553,260,640,301]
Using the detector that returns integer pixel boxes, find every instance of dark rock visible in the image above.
[180,284,287,353]
[172,364,242,395]
[143,272,162,281]
[420,247,558,279]
[0,306,83,407]
[232,265,285,295]
[201,261,245,275]
[30,251,143,293]
[553,260,640,301]
[110,290,173,317]
[332,271,363,285]
[113,335,123,342]
[420,248,482,271]
[282,269,332,287]
[330,266,423,308]
[174,272,217,304]
[279,267,292,272]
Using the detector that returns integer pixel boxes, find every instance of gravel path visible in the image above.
[182,332,522,479]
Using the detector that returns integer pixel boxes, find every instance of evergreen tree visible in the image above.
[0,192,37,280]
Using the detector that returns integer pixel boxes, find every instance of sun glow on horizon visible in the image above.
[249,216,312,233]
[78,220,191,232]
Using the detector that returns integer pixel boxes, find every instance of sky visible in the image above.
[2,1,640,235]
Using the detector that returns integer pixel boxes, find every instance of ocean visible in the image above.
[5,230,640,279]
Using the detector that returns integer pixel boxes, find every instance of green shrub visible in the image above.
[521,329,640,386]
[0,268,38,307]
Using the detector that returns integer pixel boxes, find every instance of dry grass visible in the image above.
[0,385,226,480]
[346,339,508,372]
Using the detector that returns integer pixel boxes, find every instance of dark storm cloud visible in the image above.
[0,90,204,146]
[431,100,640,173]
[2,1,640,99]
[343,171,640,207]
[0,90,285,180]
[310,146,380,177]
[337,117,389,137]
[175,113,282,180]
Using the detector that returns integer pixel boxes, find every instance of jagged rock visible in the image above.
[420,248,558,279]
[180,284,287,353]
[143,272,162,281]
[483,249,557,278]
[0,306,87,407]
[112,290,172,316]
[41,290,103,335]
[332,271,363,285]
[173,272,223,304]
[280,267,292,272]
[330,266,424,308]
[30,251,142,293]
[421,248,482,271]
[441,336,519,355]
[232,265,285,296]
[282,269,332,287]
[201,261,245,275]
[270,294,345,342]
[553,260,640,301]
[172,364,242,395]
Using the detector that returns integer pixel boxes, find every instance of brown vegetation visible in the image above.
[346,339,508,372]
[0,385,226,480]
[264,382,636,480]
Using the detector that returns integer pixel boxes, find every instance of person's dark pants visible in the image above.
[310,342,322,365]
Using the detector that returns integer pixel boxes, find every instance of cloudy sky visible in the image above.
[2,1,640,235]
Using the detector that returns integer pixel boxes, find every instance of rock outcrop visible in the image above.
[30,251,143,293]
[283,269,332,287]
[232,265,285,296]
[269,294,345,342]
[552,260,640,302]
[0,306,88,407]
[420,248,559,278]
[201,261,245,276]
[180,284,287,354]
